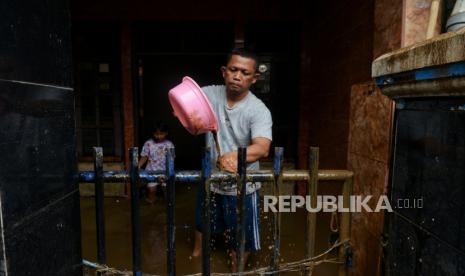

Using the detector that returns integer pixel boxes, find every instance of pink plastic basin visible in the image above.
[168,76,218,135]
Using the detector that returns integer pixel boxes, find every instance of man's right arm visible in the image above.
[219,137,271,173]
[219,102,273,173]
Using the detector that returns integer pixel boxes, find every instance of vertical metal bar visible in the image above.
[305,147,319,276]
[93,147,106,264]
[271,147,284,275]
[338,176,353,276]
[237,147,247,273]
[136,58,144,149]
[202,147,212,276]
[129,148,142,276]
[166,147,176,276]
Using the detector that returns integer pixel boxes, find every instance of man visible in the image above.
[192,48,273,272]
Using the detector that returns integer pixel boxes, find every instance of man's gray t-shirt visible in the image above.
[202,85,273,195]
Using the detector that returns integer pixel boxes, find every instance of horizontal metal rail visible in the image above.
[83,146,354,276]
[78,169,353,183]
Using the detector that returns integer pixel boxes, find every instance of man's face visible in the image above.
[221,55,259,95]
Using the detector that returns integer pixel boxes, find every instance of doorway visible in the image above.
[133,22,234,169]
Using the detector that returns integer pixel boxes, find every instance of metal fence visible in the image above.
[79,146,353,276]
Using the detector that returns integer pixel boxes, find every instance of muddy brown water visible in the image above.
[212,131,221,157]
[81,182,341,275]
[212,131,222,170]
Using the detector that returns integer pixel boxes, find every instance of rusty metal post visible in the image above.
[93,147,106,264]
[338,176,353,276]
[129,148,142,276]
[270,147,284,275]
[305,147,319,275]
[201,147,212,276]
[237,147,247,273]
[166,147,176,276]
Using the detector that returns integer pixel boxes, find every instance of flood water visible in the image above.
[81,182,341,275]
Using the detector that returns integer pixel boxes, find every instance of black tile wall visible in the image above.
[4,191,82,276]
[387,98,465,275]
[0,81,77,225]
[0,0,72,87]
[0,0,81,274]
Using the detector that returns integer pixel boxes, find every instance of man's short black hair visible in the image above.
[226,48,259,72]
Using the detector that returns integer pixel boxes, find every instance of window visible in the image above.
[75,61,122,159]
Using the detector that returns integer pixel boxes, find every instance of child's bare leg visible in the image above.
[147,185,157,203]
[161,185,167,199]
[229,249,251,273]
[192,230,202,257]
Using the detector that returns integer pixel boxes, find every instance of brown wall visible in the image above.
[298,0,375,171]
[347,1,402,275]
[298,1,402,275]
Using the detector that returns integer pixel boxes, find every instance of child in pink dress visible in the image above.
[138,122,174,203]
